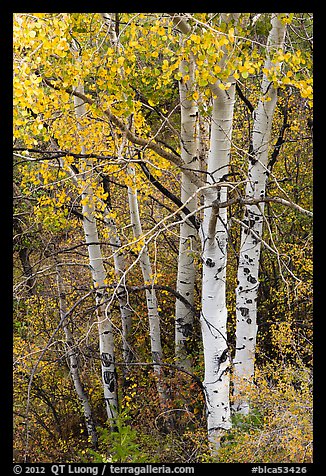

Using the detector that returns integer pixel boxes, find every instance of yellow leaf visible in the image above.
[192,91,199,101]
[190,34,201,44]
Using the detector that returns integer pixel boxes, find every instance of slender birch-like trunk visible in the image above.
[171,12,239,451]
[200,83,236,450]
[99,13,134,371]
[175,55,199,371]
[198,12,240,452]
[127,166,169,407]
[233,14,287,414]
[104,211,134,369]
[73,83,118,424]
[55,262,98,447]
[100,15,164,389]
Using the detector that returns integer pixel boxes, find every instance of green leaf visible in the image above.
[199,78,208,87]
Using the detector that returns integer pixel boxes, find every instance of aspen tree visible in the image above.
[233,14,287,414]
[127,166,169,409]
[101,12,169,409]
[72,78,118,424]
[100,13,135,372]
[171,13,239,451]
[55,262,98,447]
[175,48,199,372]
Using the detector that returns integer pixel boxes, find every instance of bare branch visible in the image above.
[218,195,313,217]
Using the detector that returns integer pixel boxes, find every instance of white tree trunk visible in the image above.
[104,210,134,369]
[200,83,236,451]
[233,14,287,414]
[127,166,168,406]
[99,12,134,372]
[73,85,118,424]
[175,56,199,371]
[56,263,98,447]
[170,12,239,451]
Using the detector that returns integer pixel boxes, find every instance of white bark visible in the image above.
[233,14,287,414]
[101,13,118,46]
[175,56,199,371]
[104,211,134,368]
[127,168,164,372]
[200,83,236,450]
[105,0,168,395]
[171,13,239,451]
[103,5,170,410]
[56,263,98,447]
[100,12,134,372]
[198,13,240,452]
[73,84,118,424]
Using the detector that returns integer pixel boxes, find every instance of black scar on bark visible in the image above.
[219,348,228,364]
[243,268,250,275]
[249,219,256,227]
[101,353,113,367]
[247,275,257,284]
[214,267,223,279]
[246,318,252,324]
[239,307,249,317]
[246,299,253,304]
[103,371,116,392]
[205,258,215,268]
